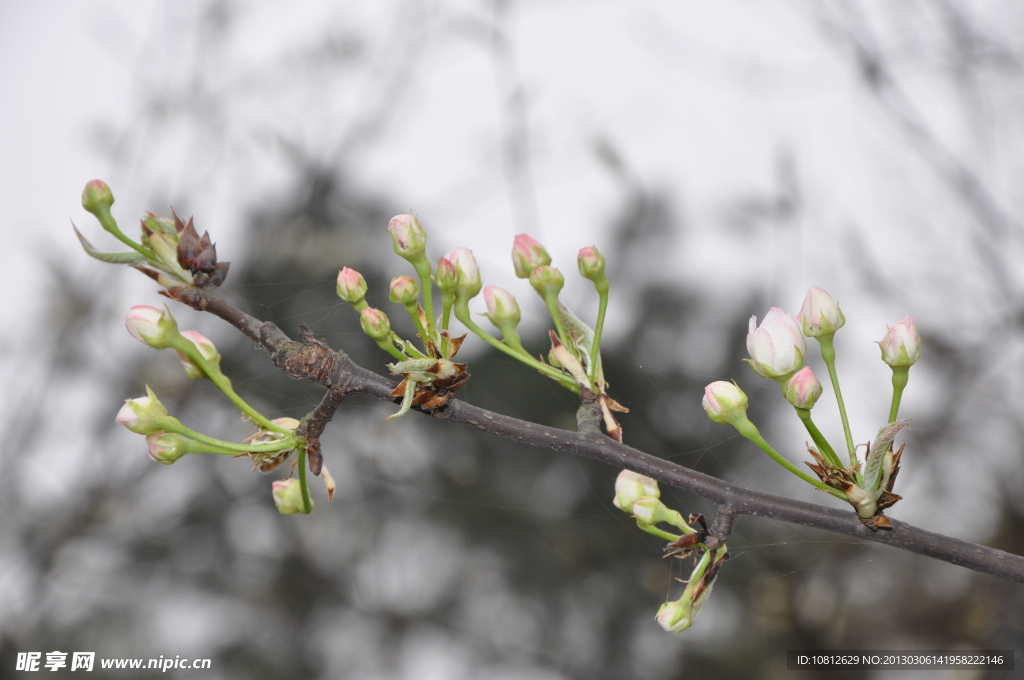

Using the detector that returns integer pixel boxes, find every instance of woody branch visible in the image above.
[167,286,1024,585]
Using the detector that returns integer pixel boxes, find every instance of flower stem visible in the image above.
[638,523,681,542]
[93,206,159,261]
[161,419,298,453]
[729,413,846,499]
[541,294,570,349]
[403,302,431,353]
[168,336,290,434]
[796,408,844,468]
[455,301,577,391]
[413,260,436,344]
[297,447,312,514]
[440,291,455,358]
[817,334,857,466]
[588,281,609,383]
[888,366,909,423]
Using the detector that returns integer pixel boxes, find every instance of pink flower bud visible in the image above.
[528,265,564,301]
[388,214,427,261]
[174,330,220,379]
[359,307,392,341]
[336,267,368,304]
[877,316,921,367]
[146,433,189,465]
[445,247,482,300]
[656,599,694,633]
[511,234,552,278]
[483,286,521,327]
[746,308,806,379]
[116,387,172,435]
[783,366,822,410]
[125,305,180,349]
[272,478,311,515]
[796,287,846,337]
[702,381,749,424]
[389,276,420,306]
[81,179,114,215]
[577,246,606,282]
[434,257,458,293]
[612,469,660,512]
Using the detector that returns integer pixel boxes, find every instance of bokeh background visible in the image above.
[2,1,1024,678]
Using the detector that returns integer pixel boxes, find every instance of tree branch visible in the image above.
[167,286,1024,584]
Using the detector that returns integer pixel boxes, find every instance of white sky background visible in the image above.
[3,0,1024,539]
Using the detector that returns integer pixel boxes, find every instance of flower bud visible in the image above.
[656,598,694,633]
[528,265,564,301]
[446,247,482,301]
[796,287,846,337]
[388,214,427,262]
[81,180,114,216]
[141,212,177,238]
[359,307,392,341]
[746,308,806,379]
[336,267,368,304]
[145,433,190,465]
[612,469,660,513]
[434,257,458,293]
[783,366,822,410]
[125,305,180,349]
[116,387,173,435]
[511,234,552,278]
[631,497,678,525]
[388,276,420,306]
[272,479,312,515]
[877,316,921,368]
[701,381,749,425]
[483,286,521,328]
[577,246,606,282]
[174,330,220,379]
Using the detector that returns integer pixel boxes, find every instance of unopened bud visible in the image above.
[446,247,482,301]
[702,381,749,425]
[511,234,552,278]
[115,387,175,435]
[389,276,420,306]
[631,497,677,525]
[434,257,458,293]
[656,598,694,633]
[797,287,845,337]
[174,330,220,379]
[577,246,606,282]
[272,478,312,515]
[783,366,822,410]
[359,307,392,341]
[388,214,427,262]
[81,180,114,216]
[877,316,921,368]
[336,267,368,305]
[125,305,180,349]
[528,265,564,301]
[612,469,660,513]
[145,433,190,465]
[746,308,806,379]
[483,286,520,328]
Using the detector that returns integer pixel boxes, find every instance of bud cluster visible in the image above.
[611,469,726,634]
[75,180,230,290]
[705,286,921,530]
[335,214,618,437]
